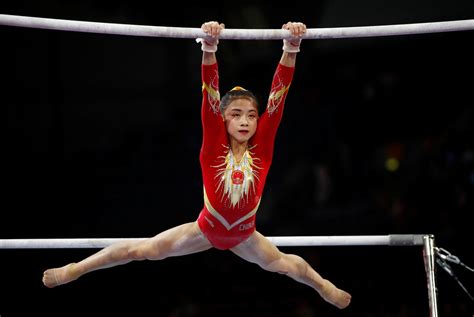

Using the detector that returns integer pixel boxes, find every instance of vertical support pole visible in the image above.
[423,234,439,317]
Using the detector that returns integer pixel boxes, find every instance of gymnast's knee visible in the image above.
[260,257,289,275]
[263,254,306,276]
[129,240,171,261]
[125,241,154,261]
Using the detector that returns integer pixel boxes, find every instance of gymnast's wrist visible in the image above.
[196,38,219,53]
[282,38,301,53]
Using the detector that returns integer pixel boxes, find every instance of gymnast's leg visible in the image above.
[42,221,212,288]
[230,231,351,309]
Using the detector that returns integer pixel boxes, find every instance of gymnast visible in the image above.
[43,20,351,309]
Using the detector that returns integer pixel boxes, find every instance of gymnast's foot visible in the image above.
[42,263,78,288]
[318,279,352,309]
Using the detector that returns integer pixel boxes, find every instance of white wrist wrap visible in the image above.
[196,38,218,53]
[282,38,301,53]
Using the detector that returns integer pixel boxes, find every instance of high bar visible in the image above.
[0,14,473,39]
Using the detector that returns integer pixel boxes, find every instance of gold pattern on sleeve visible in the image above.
[267,67,291,116]
[267,84,289,116]
[202,69,220,114]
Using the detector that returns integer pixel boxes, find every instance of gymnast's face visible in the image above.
[223,98,259,145]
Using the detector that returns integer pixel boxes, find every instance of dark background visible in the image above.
[2,1,473,316]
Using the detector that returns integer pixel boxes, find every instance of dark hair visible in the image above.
[220,87,259,115]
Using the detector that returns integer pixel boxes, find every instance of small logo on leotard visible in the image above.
[239,221,254,231]
[231,170,244,185]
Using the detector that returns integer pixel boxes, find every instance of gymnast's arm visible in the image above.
[200,21,225,65]
[199,21,226,155]
[279,22,306,67]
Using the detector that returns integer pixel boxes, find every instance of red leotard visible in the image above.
[197,62,294,250]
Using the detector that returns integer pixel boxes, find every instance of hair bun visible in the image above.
[229,86,247,92]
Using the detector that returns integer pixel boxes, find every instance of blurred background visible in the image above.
[2,1,473,316]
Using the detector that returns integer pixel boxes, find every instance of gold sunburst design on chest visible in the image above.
[213,145,262,207]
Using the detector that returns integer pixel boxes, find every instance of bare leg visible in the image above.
[42,221,211,288]
[230,231,351,309]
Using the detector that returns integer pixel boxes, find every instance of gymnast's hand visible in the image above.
[199,21,225,53]
[282,21,306,53]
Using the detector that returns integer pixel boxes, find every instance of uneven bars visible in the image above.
[0,234,426,249]
[0,14,473,39]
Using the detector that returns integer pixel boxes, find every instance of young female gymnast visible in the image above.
[43,20,351,310]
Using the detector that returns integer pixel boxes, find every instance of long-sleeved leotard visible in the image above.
[197,62,294,250]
